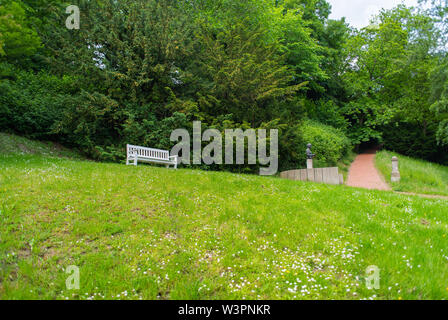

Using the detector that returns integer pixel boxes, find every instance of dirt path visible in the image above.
[347,150,391,191]
[396,192,448,200]
[346,150,447,199]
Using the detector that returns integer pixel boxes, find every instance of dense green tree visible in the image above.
[0,1,41,61]
[430,59,448,145]
[341,14,408,145]
[192,1,316,126]
[340,6,442,147]
[419,0,448,46]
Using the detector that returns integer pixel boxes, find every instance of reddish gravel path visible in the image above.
[347,150,391,191]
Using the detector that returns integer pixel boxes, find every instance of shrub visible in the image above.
[0,65,78,139]
[299,120,352,167]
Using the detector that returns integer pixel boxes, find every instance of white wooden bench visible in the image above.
[126,144,178,169]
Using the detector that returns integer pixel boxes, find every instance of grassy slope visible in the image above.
[0,132,82,159]
[0,135,448,300]
[376,150,448,196]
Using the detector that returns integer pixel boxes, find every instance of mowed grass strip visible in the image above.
[0,154,447,300]
[376,150,448,196]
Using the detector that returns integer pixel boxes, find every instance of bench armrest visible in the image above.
[169,155,178,163]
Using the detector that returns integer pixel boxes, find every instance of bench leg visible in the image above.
[126,158,129,165]
[134,157,138,166]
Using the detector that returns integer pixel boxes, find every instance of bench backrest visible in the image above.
[127,144,169,161]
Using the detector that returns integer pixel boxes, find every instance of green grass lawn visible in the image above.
[1,137,448,300]
[376,150,448,196]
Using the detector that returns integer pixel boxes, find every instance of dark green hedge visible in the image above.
[381,121,448,165]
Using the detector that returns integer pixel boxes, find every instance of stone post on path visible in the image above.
[306,143,315,169]
[391,156,401,183]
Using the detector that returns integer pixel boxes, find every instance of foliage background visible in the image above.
[0,0,447,171]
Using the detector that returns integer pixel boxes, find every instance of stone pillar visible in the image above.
[307,158,313,169]
[391,156,400,183]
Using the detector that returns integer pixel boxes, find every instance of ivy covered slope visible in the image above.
[1,135,448,300]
